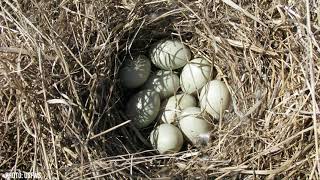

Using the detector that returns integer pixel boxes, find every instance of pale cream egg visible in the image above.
[160,94,197,124]
[150,39,191,70]
[199,80,231,119]
[178,107,212,145]
[143,70,180,99]
[180,57,213,94]
[150,123,184,154]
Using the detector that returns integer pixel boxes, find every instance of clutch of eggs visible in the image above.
[120,38,233,154]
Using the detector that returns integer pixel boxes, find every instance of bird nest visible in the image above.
[0,0,319,179]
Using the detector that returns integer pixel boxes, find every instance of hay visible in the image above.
[1,0,319,179]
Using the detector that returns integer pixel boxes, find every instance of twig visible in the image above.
[89,120,131,140]
[212,36,278,56]
[222,0,267,27]
[0,47,56,61]
[305,0,320,174]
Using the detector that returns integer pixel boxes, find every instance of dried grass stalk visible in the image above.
[0,0,319,179]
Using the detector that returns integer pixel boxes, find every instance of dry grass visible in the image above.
[1,0,320,179]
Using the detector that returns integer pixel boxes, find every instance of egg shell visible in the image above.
[126,89,160,128]
[180,57,213,94]
[199,80,231,119]
[143,70,180,99]
[179,107,211,121]
[119,55,151,89]
[160,94,197,124]
[150,124,184,154]
[179,108,212,145]
[150,40,191,70]
[179,107,201,119]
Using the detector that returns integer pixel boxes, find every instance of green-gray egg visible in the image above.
[126,89,160,128]
[119,55,151,89]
